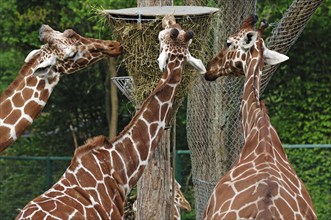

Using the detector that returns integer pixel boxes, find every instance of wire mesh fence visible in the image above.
[0,156,71,220]
[184,0,323,218]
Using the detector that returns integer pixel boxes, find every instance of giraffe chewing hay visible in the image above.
[203,15,316,220]
[0,25,121,152]
[16,15,205,220]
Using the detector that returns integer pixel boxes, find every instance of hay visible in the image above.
[101,11,217,120]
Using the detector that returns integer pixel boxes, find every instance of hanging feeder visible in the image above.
[101,6,219,112]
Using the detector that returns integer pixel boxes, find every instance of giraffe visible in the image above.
[203,15,317,219]
[132,179,191,220]
[0,25,122,152]
[16,15,205,220]
[172,179,192,220]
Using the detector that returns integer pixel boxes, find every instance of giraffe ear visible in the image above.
[25,49,41,63]
[239,31,258,50]
[157,49,168,72]
[264,48,289,65]
[33,55,57,77]
[187,54,206,74]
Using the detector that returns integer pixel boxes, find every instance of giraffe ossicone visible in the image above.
[16,16,204,219]
[0,25,121,152]
[203,15,316,220]
[157,18,206,74]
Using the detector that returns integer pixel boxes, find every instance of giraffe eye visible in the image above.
[68,51,77,59]
[225,40,232,48]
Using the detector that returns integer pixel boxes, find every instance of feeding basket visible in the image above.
[101,6,219,119]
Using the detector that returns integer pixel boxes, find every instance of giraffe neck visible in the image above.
[105,56,182,193]
[0,58,60,151]
[50,55,184,217]
[238,43,289,162]
[240,43,263,138]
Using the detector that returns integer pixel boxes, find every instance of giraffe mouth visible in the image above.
[102,41,123,57]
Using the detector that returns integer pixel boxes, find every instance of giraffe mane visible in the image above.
[73,135,110,158]
[250,37,264,108]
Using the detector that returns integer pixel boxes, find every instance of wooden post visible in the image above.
[107,57,118,139]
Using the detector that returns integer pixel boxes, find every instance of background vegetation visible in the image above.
[0,0,330,219]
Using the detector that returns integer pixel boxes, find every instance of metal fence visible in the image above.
[0,144,330,220]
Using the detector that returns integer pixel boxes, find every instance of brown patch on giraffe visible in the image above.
[12,93,25,107]
[156,85,174,103]
[15,78,26,92]
[273,197,295,219]
[222,211,237,219]
[48,75,58,85]
[231,185,259,210]
[36,80,46,90]
[111,151,128,183]
[3,109,21,125]
[132,120,149,143]
[116,137,140,178]
[95,184,112,211]
[241,53,246,61]
[39,89,50,102]
[93,202,111,219]
[22,88,34,101]
[238,203,258,217]
[0,99,13,118]
[27,76,38,87]
[131,121,149,159]
[0,127,11,144]
[81,153,103,181]
[142,98,160,122]
[76,58,88,66]
[24,100,42,119]
[76,164,97,188]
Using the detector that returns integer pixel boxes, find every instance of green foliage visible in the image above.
[0,0,330,219]
[262,1,331,219]
[286,148,331,220]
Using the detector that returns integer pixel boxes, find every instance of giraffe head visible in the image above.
[25,25,122,78]
[157,15,206,74]
[204,15,288,81]
[172,180,191,212]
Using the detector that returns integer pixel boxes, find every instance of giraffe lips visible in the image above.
[204,71,219,81]
[104,41,123,57]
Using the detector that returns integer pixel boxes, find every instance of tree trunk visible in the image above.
[135,1,173,219]
[136,130,171,220]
